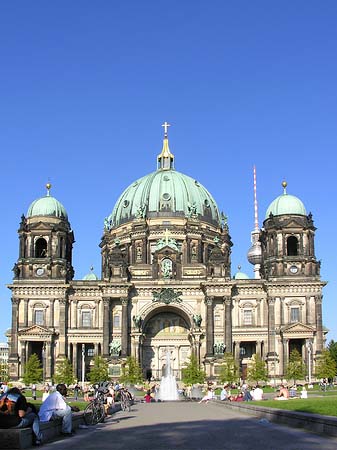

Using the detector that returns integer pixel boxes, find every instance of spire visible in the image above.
[247,166,262,278]
[157,121,174,170]
[253,165,259,231]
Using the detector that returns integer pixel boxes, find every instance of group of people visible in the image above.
[219,383,264,402]
[0,383,75,445]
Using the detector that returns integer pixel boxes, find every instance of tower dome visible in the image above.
[234,266,249,279]
[82,266,99,281]
[105,124,221,228]
[265,181,306,219]
[27,183,68,219]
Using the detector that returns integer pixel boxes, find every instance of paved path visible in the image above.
[43,401,337,450]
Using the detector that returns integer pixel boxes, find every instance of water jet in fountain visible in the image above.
[158,350,179,401]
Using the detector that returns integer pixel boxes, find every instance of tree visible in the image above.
[54,357,75,385]
[120,356,143,385]
[315,349,337,381]
[181,354,205,385]
[88,356,109,384]
[246,354,268,384]
[23,353,43,385]
[0,363,9,382]
[327,340,337,376]
[285,349,306,385]
[218,353,239,385]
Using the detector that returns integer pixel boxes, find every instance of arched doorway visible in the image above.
[142,308,192,381]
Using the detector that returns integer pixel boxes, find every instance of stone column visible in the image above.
[305,296,311,324]
[95,300,100,328]
[49,299,55,328]
[267,297,276,356]
[282,338,289,376]
[256,340,262,357]
[121,297,129,358]
[102,297,111,357]
[10,298,20,358]
[223,296,232,353]
[72,300,78,329]
[315,295,324,353]
[45,342,52,380]
[23,299,29,327]
[58,298,67,358]
[73,343,78,380]
[205,296,214,357]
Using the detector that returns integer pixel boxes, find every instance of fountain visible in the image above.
[157,349,179,401]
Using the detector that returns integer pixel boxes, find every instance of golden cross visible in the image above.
[162,121,171,136]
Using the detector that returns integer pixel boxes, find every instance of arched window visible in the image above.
[287,236,298,256]
[35,238,47,258]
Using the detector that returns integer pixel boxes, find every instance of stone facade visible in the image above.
[7,132,325,383]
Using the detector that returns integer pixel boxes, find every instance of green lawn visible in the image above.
[253,397,337,417]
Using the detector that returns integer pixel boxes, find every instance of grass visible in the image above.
[252,397,337,417]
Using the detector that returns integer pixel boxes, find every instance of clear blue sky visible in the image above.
[1,1,336,342]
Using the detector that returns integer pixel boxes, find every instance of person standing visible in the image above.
[73,383,80,401]
[31,384,37,401]
[0,387,43,445]
[38,384,73,436]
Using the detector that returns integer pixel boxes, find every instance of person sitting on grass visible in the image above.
[274,384,289,400]
[38,384,73,436]
[0,387,43,445]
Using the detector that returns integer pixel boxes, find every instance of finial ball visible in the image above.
[46,182,52,190]
[282,181,287,189]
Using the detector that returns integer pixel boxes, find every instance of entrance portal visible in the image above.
[142,310,191,380]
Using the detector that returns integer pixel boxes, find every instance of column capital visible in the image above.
[205,296,214,306]
[59,298,67,306]
[11,297,20,306]
[103,297,111,306]
[268,297,276,305]
[223,296,232,306]
[314,295,322,305]
[121,297,129,306]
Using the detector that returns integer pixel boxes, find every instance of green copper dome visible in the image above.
[82,268,99,281]
[234,266,250,279]
[106,130,221,228]
[265,182,306,219]
[27,184,68,219]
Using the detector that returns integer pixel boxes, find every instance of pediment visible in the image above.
[281,322,315,335]
[19,325,54,336]
[154,244,180,255]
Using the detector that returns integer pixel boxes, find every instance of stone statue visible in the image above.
[213,342,225,354]
[104,216,113,231]
[12,263,20,279]
[192,314,202,328]
[135,204,146,219]
[187,202,198,218]
[132,315,142,329]
[109,340,121,357]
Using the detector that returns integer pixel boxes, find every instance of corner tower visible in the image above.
[260,181,319,279]
[13,183,75,282]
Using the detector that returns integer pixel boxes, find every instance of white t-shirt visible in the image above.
[252,387,263,401]
[38,391,68,422]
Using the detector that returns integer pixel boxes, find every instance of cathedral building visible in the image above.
[7,124,325,382]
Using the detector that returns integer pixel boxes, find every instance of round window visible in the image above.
[123,200,129,208]
[204,199,210,207]
[162,193,171,201]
